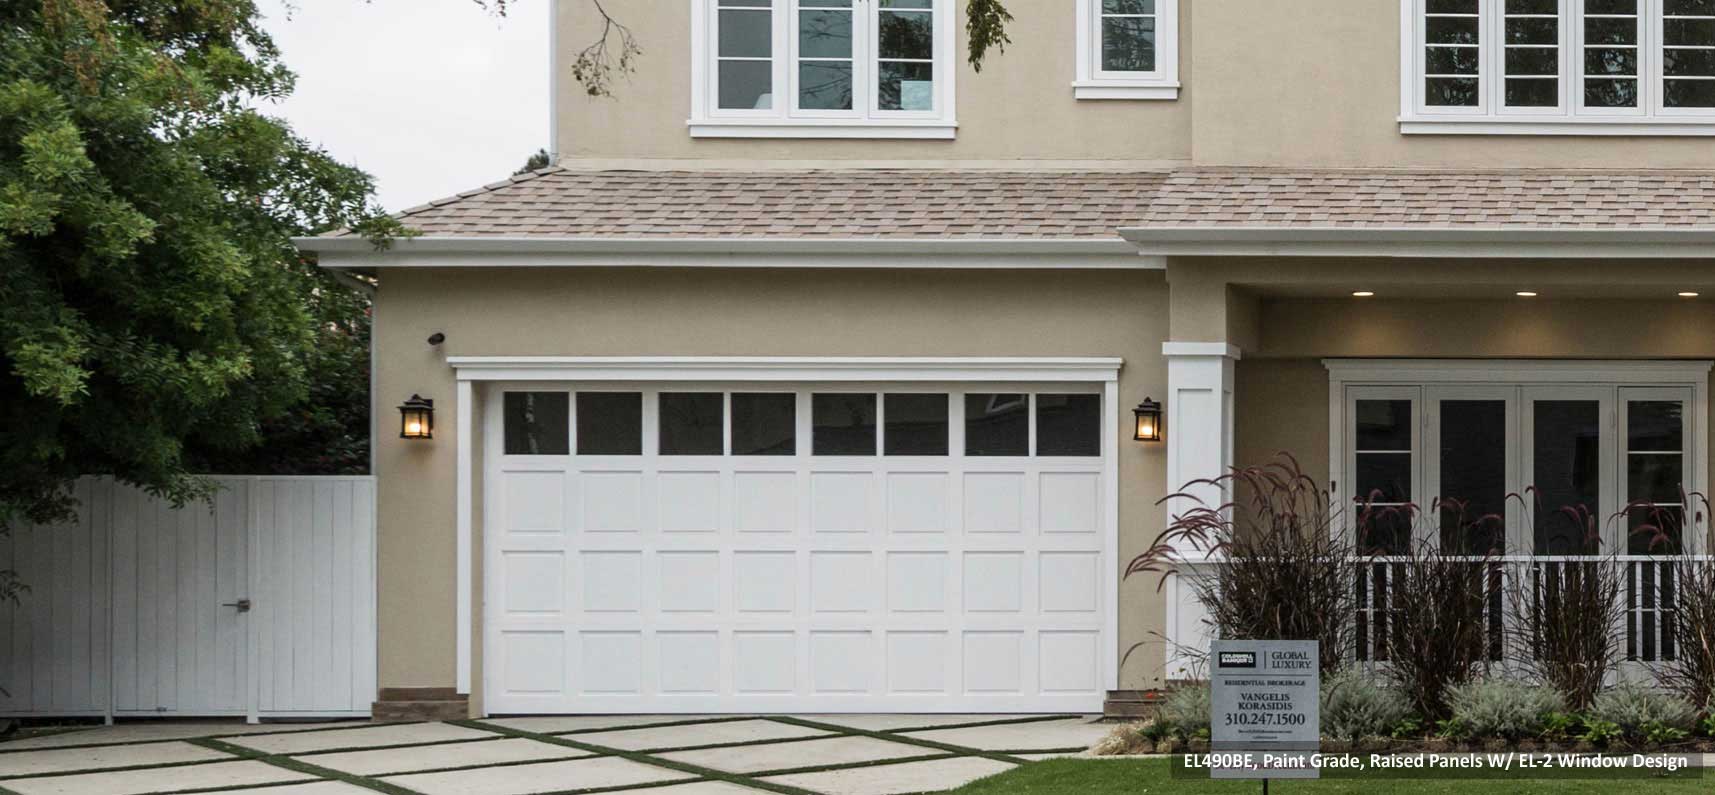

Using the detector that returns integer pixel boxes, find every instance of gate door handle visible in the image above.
[222,598,253,613]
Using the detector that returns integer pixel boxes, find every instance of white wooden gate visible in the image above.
[0,477,376,721]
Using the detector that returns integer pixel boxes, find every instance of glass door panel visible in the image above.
[1622,388,1692,555]
[1348,388,1419,555]
[1523,388,1610,555]
[1427,387,1513,556]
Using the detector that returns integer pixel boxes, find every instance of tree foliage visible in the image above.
[0,0,397,600]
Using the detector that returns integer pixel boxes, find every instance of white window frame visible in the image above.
[1400,0,1715,134]
[1073,0,1180,100]
[1326,360,1711,556]
[690,0,958,139]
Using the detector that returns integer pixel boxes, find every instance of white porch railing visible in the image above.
[1353,555,1701,668]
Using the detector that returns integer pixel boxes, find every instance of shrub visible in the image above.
[1320,670,1412,743]
[1657,553,1715,711]
[1092,721,1159,756]
[1588,683,1697,737]
[1506,548,1625,711]
[1128,454,1357,675]
[1377,536,1495,720]
[1445,679,1565,740]
[1159,684,1211,738]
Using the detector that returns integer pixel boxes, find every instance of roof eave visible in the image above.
[292,235,1140,256]
[1118,226,1715,258]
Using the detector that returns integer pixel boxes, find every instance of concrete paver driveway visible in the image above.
[0,714,1107,795]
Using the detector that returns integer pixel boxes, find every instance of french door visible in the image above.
[1341,381,1698,556]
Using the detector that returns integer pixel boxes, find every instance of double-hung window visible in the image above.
[1074,0,1181,99]
[692,0,956,138]
[1402,0,1715,133]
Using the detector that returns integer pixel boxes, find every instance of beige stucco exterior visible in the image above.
[555,0,1715,169]
[350,0,1715,715]
[372,267,1175,709]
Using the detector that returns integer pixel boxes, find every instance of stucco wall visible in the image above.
[555,0,1715,169]
[554,0,1193,165]
[372,267,1176,706]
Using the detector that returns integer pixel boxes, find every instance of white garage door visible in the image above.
[482,380,1113,714]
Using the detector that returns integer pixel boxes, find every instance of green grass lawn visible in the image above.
[941,758,1709,794]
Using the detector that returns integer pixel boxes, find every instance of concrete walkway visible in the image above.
[0,714,1109,795]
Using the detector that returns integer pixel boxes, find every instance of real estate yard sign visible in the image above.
[1209,640,1320,780]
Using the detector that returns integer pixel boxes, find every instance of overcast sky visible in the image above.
[258,0,551,212]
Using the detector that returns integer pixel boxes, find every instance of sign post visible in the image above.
[1210,640,1320,787]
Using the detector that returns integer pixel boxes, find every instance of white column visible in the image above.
[1160,341,1240,680]
[456,379,473,695]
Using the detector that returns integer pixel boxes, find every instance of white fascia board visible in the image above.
[1323,358,1714,385]
[297,236,1161,270]
[446,356,1124,383]
[1118,227,1715,258]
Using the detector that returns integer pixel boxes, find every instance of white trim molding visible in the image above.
[1119,226,1715,258]
[447,356,1124,384]
[1074,0,1180,100]
[297,236,1162,272]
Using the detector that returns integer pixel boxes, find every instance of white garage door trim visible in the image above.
[452,357,1121,712]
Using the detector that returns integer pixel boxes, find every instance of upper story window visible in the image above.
[690,0,957,139]
[1074,0,1181,100]
[1402,0,1715,134]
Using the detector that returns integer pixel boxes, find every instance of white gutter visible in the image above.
[293,235,1141,255]
[1118,226,1715,258]
[293,236,1160,271]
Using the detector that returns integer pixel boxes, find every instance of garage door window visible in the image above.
[1037,393,1102,457]
[732,392,796,455]
[813,392,878,455]
[884,393,949,456]
[659,392,724,455]
[502,392,569,455]
[965,393,1029,456]
[577,392,643,455]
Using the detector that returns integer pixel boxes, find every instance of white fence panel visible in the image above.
[252,477,377,717]
[110,481,249,717]
[0,480,109,716]
[0,476,375,721]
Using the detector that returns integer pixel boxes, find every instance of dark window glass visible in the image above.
[965,394,1028,456]
[884,393,948,456]
[1427,77,1481,105]
[659,393,723,456]
[1533,401,1601,554]
[1358,509,1413,556]
[503,392,569,455]
[813,393,877,455]
[1628,401,1683,452]
[577,392,642,455]
[1036,394,1101,457]
[1355,453,1412,504]
[732,393,796,456]
[1439,401,1507,555]
[1355,400,1412,451]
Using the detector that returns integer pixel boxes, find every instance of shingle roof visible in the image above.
[1137,168,1715,228]
[364,168,1170,239]
[341,166,1715,240]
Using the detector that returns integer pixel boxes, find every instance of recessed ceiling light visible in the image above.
[1516,291,1538,298]
[1680,291,1700,298]
[1352,291,1375,298]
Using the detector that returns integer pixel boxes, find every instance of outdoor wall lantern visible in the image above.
[1133,398,1163,443]
[399,394,435,440]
